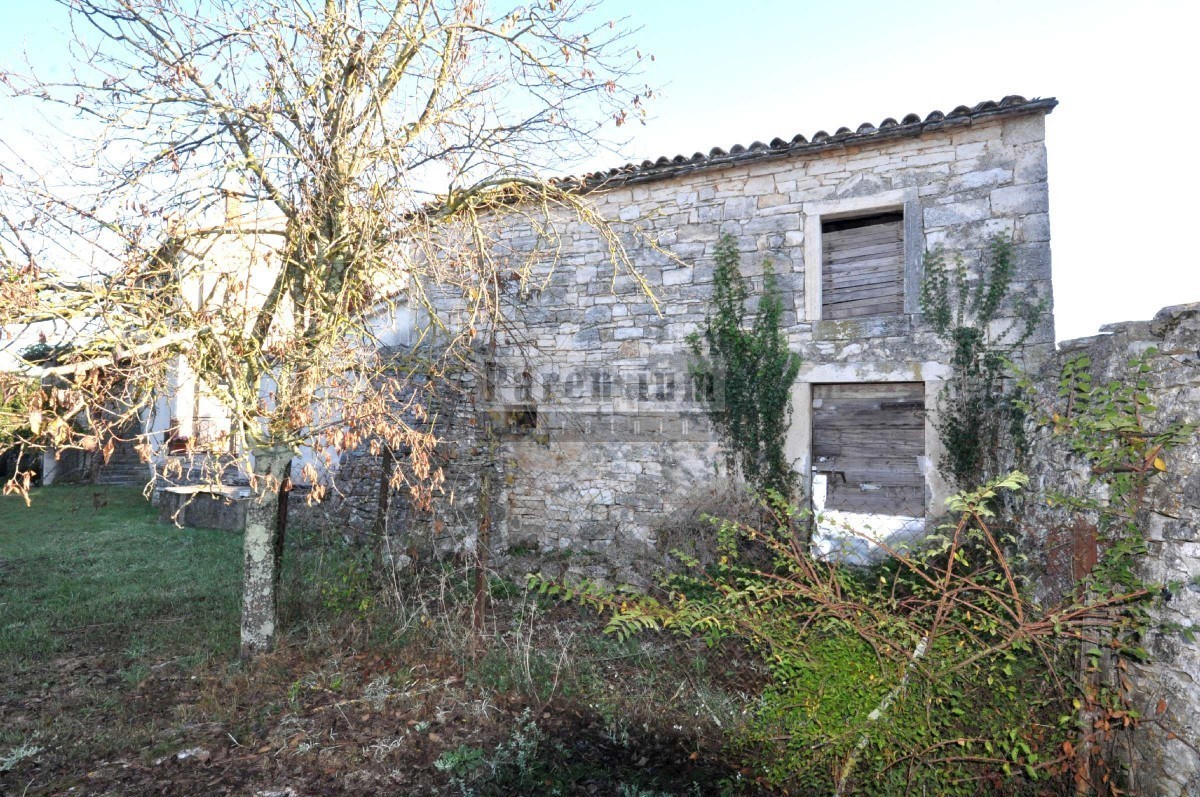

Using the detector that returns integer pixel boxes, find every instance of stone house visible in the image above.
[133,95,1057,563]
[47,91,1200,795]
[324,94,1058,574]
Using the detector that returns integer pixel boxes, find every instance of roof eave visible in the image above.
[556,95,1057,193]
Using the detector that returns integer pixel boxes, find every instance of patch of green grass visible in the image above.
[0,485,242,670]
[465,644,569,701]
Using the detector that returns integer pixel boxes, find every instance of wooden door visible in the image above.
[811,382,925,516]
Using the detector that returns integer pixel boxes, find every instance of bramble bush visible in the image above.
[532,473,1157,794]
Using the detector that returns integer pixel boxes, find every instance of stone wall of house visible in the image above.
[1022,303,1200,797]
[314,361,497,566]
[485,108,1054,575]
[328,104,1057,581]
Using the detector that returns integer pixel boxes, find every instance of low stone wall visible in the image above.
[315,360,498,565]
[156,485,250,531]
[1023,303,1200,797]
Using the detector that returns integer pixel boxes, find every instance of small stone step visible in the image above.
[94,463,150,486]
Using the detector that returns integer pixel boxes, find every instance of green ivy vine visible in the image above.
[688,233,801,498]
[921,234,1047,488]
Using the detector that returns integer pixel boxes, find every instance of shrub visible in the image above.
[533,475,1147,794]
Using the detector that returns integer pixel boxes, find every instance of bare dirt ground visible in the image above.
[3,624,749,795]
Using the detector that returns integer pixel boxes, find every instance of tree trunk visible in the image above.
[372,446,395,552]
[473,472,491,636]
[240,446,293,659]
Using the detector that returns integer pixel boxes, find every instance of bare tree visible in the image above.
[0,0,652,657]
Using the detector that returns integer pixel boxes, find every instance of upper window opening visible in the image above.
[821,210,905,320]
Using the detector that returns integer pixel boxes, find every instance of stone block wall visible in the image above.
[317,362,496,562]
[329,102,1058,580]
[1023,303,1200,797]
[479,109,1054,571]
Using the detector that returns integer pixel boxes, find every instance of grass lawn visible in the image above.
[0,485,242,671]
[0,485,747,795]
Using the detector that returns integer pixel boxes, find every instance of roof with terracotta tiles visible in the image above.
[553,95,1057,191]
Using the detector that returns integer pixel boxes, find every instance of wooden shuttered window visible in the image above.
[811,382,925,517]
[821,211,905,320]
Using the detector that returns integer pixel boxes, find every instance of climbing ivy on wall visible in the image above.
[921,234,1047,488]
[688,233,801,498]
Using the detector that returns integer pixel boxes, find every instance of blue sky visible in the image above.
[2,0,1196,341]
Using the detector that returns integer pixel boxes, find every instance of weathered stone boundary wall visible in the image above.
[1024,303,1200,797]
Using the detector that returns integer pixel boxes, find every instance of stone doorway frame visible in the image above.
[783,361,955,522]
